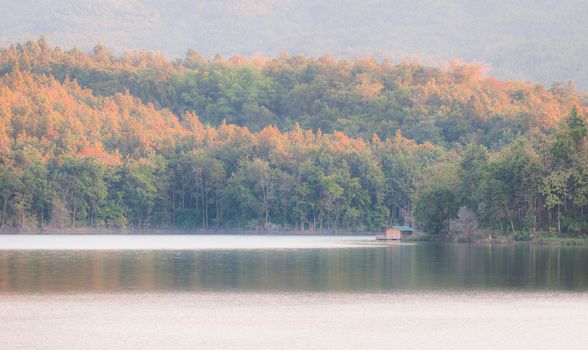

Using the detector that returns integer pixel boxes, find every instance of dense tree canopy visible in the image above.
[0,68,443,231]
[1,39,583,145]
[0,40,586,236]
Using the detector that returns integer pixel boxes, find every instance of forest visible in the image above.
[0,38,586,238]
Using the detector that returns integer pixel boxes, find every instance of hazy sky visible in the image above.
[1,0,587,89]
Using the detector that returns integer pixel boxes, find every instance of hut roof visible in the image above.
[392,225,414,232]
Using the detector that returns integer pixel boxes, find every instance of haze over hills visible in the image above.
[1,0,587,90]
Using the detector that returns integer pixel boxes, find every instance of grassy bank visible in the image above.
[403,231,588,246]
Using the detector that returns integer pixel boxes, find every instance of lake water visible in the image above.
[1,235,587,349]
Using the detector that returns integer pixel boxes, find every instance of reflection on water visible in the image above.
[0,241,586,293]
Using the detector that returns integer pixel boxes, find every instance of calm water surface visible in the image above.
[0,235,586,293]
[1,235,587,349]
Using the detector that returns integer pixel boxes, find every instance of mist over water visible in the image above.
[0,234,374,251]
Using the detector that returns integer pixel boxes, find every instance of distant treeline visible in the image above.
[1,38,583,145]
[0,39,586,236]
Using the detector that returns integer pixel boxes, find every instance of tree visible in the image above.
[52,158,107,228]
[459,144,488,213]
[121,160,159,229]
[477,143,542,234]
[228,159,278,229]
[541,170,570,235]
[414,163,460,235]
[0,164,20,228]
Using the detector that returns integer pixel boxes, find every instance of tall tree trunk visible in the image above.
[283,203,287,227]
[557,205,561,235]
[1,195,8,228]
[315,213,318,232]
[504,199,515,233]
[171,187,176,224]
[299,213,304,231]
[204,188,208,228]
[200,173,205,228]
[216,189,220,226]
[72,192,77,229]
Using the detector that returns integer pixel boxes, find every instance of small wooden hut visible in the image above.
[377,226,414,240]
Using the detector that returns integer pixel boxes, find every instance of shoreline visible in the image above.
[0,227,372,236]
[0,228,586,246]
[404,234,588,246]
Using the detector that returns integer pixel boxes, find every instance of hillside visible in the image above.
[0,69,442,230]
[1,39,585,149]
[1,1,587,89]
[0,41,586,236]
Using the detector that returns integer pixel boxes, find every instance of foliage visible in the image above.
[414,163,461,235]
[0,41,586,234]
[0,39,584,148]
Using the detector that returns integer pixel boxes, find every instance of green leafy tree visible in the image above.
[414,163,460,235]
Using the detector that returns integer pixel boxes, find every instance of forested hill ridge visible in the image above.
[0,39,587,237]
[1,39,585,148]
